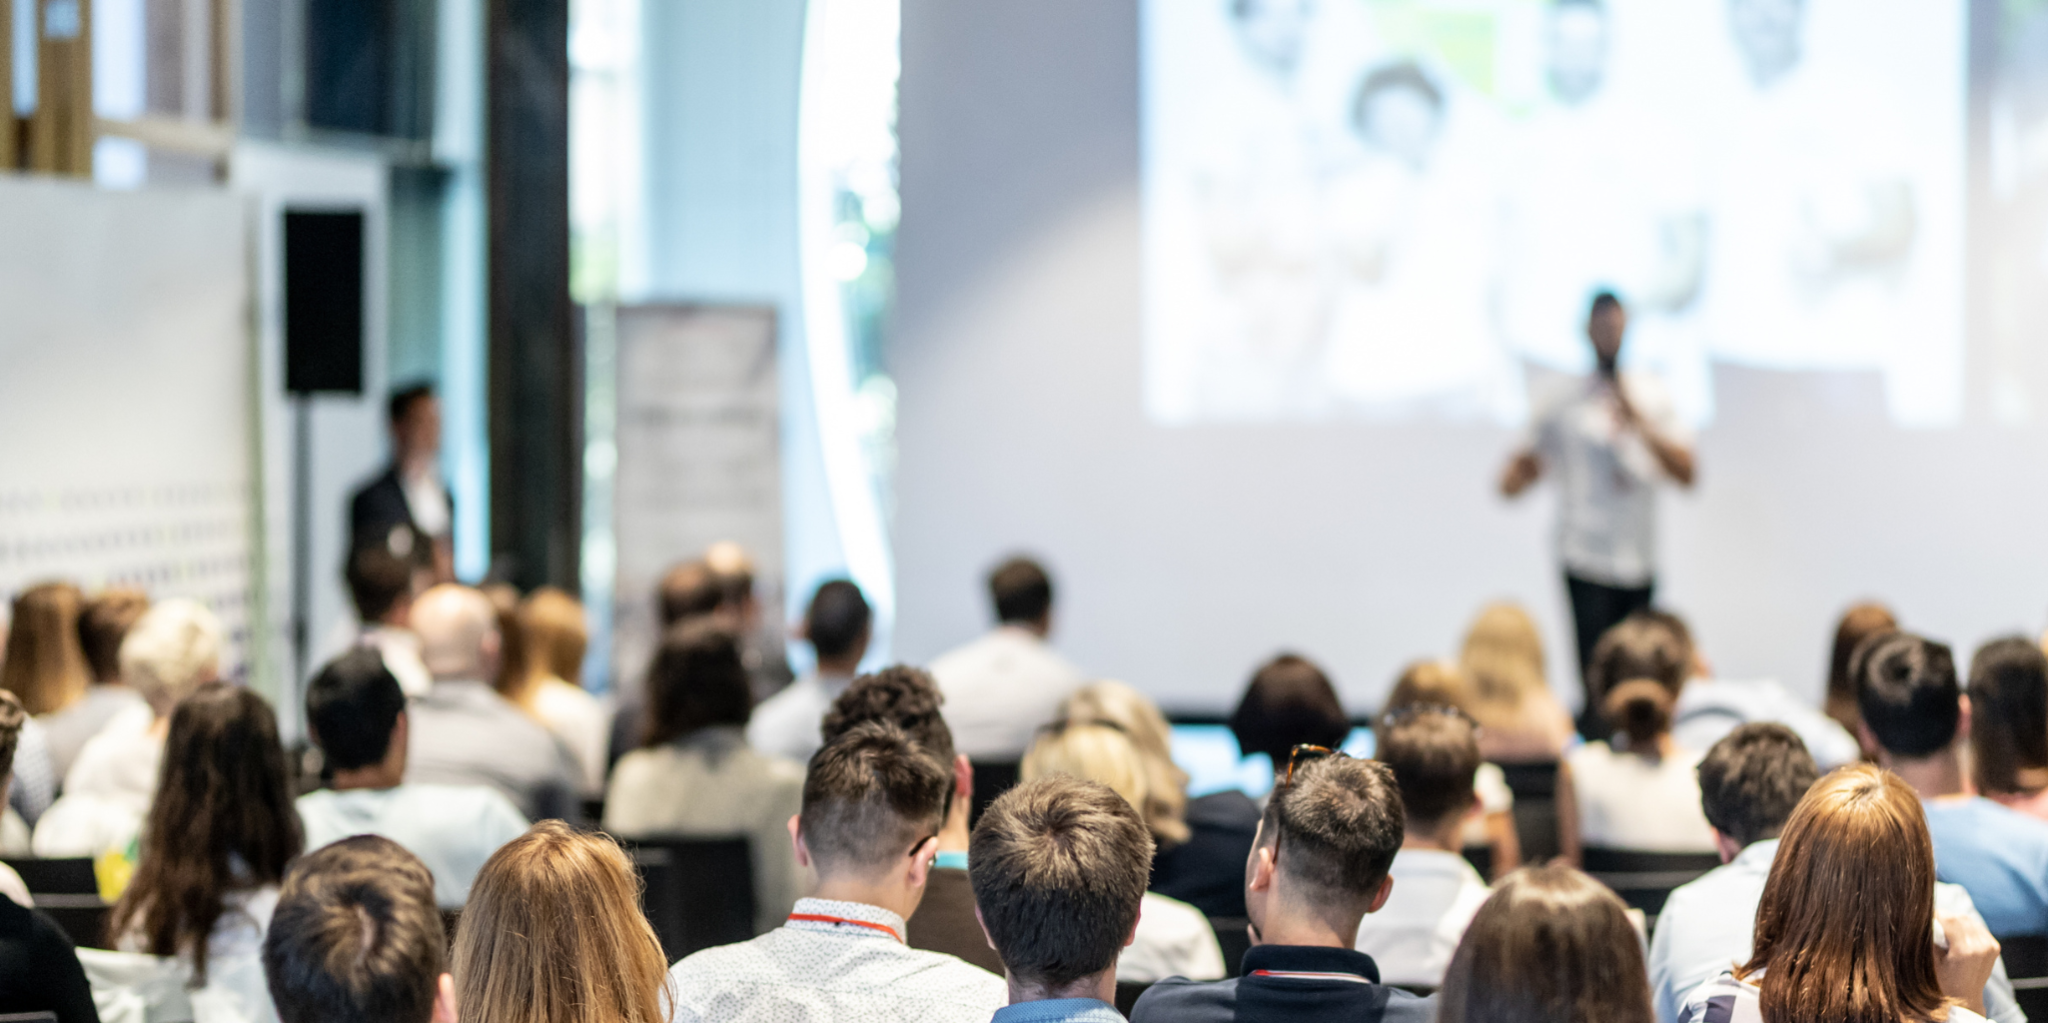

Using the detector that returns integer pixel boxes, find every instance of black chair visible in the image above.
[0,1013,60,1023]
[1207,915,1252,979]
[1497,761,1563,864]
[622,837,755,963]
[1114,981,1153,1016]
[2,857,109,950]
[1997,933,2048,1022]
[1579,848,1721,923]
[969,761,1021,829]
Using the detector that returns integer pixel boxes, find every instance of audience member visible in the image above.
[1857,632,2048,935]
[817,665,998,973]
[453,821,670,1023]
[1823,601,1898,738]
[1966,637,2048,821]
[1650,724,2019,1023]
[0,688,98,1023]
[1678,765,2003,1023]
[1380,661,1518,878]
[1437,865,1653,1023]
[35,597,222,857]
[1456,602,1575,762]
[298,649,528,910]
[1561,612,1716,859]
[703,541,795,700]
[349,383,453,581]
[1661,611,1860,769]
[666,721,1006,1023]
[971,775,1151,1023]
[345,538,432,698]
[930,556,1084,762]
[42,586,149,777]
[403,584,578,823]
[112,686,301,1015]
[480,582,526,695]
[1132,753,1427,1023]
[659,559,726,626]
[1,582,84,826]
[605,621,806,933]
[1357,707,1492,988]
[748,579,873,763]
[1021,722,1226,984]
[1230,653,1350,769]
[508,587,610,795]
[262,836,457,1023]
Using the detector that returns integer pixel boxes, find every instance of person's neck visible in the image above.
[1007,969,1115,1007]
[1255,890,1363,949]
[816,658,862,681]
[810,873,920,926]
[1002,619,1049,640]
[1885,746,1971,801]
[331,762,404,792]
[1400,827,1460,853]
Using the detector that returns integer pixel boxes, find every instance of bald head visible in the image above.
[411,585,499,681]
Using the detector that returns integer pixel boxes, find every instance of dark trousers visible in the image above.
[1566,571,1656,740]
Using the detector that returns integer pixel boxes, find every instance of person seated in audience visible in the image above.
[1857,632,2048,935]
[1132,753,1429,1023]
[971,775,1151,1022]
[345,536,433,698]
[703,541,795,701]
[1656,609,1860,769]
[817,665,998,972]
[1436,864,1653,1023]
[112,687,302,1013]
[666,721,1007,1023]
[617,550,788,760]
[297,649,528,910]
[1560,612,1717,862]
[262,836,457,1023]
[604,621,806,933]
[0,688,98,1023]
[43,586,149,779]
[930,556,1085,764]
[1966,637,2048,822]
[506,587,610,796]
[0,582,84,830]
[453,821,670,1023]
[402,584,578,824]
[1022,722,1226,984]
[34,598,223,857]
[1356,707,1493,988]
[749,579,873,764]
[1678,764,2004,1023]
[1823,601,1897,740]
[1381,662,1518,878]
[1230,653,1351,773]
[1456,602,1575,763]
[1649,724,2020,1023]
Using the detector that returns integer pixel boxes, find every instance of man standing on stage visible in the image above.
[1498,292,1696,739]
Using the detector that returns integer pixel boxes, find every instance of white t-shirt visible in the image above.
[1117,891,1228,984]
[34,703,160,857]
[927,627,1084,760]
[1355,848,1493,988]
[1530,372,1691,586]
[746,671,857,765]
[297,784,530,909]
[529,677,612,796]
[1566,741,1717,852]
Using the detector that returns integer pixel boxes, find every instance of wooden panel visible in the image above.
[30,0,93,176]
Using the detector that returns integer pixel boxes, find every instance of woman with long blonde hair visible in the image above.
[453,821,670,1023]
[1456,602,1574,763]
[508,588,610,795]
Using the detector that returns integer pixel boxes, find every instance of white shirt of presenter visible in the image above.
[1530,369,1691,587]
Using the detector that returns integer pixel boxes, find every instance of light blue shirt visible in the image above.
[298,783,529,909]
[990,998,1124,1023]
[1669,678,1861,770]
[1924,796,2048,936]
[1648,838,2021,1023]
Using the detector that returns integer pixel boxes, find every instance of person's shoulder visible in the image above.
[668,932,774,985]
[402,783,529,824]
[1130,975,1240,1022]
[902,945,1009,991]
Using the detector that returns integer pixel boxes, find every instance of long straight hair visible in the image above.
[113,685,302,984]
[1438,864,1654,1023]
[1968,638,2048,797]
[453,821,670,1023]
[1,581,90,715]
[1741,764,1949,1023]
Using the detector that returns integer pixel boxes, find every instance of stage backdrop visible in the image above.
[892,0,2048,713]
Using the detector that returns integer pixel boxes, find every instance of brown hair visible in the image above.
[518,587,589,688]
[1967,637,2048,797]
[0,689,24,781]
[1826,603,1898,733]
[969,775,1153,988]
[988,556,1054,624]
[657,560,723,627]
[1589,612,1692,748]
[1375,710,1480,830]
[1740,764,1948,1023]
[1230,654,1350,766]
[1,581,91,715]
[1382,660,1477,721]
[1259,756,1404,906]
[642,620,752,746]
[263,836,447,1023]
[1696,723,1818,848]
[822,665,956,766]
[800,720,950,875]
[1438,864,1653,1023]
[480,583,525,696]
[114,686,303,984]
[453,821,669,1023]
[78,588,150,684]
[1059,681,1191,846]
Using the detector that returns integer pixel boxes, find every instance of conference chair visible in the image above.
[621,836,755,962]
[1497,761,1564,863]
[969,761,1021,828]
[1995,933,2048,1022]
[1579,848,1721,926]
[1206,915,1253,979]
[2,856,108,949]
[1114,981,1153,1016]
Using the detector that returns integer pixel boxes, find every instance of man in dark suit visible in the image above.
[350,383,454,581]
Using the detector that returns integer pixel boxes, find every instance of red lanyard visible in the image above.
[1250,969,1373,984]
[787,912,903,943]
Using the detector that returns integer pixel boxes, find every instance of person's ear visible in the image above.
[1366,874,1394,915]
[907,836,938,889]
[1248,843,1279,894]
[1712,829,1743,865]
[1957,693,1973,745]
[788,815,812,870]
[1856,719,1884,762]
[432,973,458,1023]
[974,904,999,952]
[1125,902,1142,948]
[954,754,974,800]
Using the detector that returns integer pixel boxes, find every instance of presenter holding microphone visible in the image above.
[1498,292,1696,739]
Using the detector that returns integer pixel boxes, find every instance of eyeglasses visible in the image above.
[1281,743,1350,788]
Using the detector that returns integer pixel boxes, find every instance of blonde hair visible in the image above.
[1,582,91,715]
[120,599,223,715]
[1022,723,1154,829]
[1458,603,1549,725]
[519,587,589,688]
[1060,681,1190,845]
[1382,660,1477,721]
[453,822,670,1023]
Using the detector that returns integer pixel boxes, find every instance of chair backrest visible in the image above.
[1496,762,1562,864]
[624,836,755,962]
[1580,847,1723,921]
[1997,933,2048,1023]
[4,856,111,949]
[1206,916,1252,979]
[969,761,1021,829]
[1114,981,1153,1016]
[0,1013,60,1023]
[3,857,97,894]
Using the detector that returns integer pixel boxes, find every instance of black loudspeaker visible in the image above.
[283,210,365,395]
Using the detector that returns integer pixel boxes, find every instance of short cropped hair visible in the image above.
[970,775,1153,987]
[264,836,446,1023]
[643,620,752,746]
[1857,633,1960,760]
[658,560,724,626]
[1231,654,1350,766]
[806,580,872,660]
[1376,711,1480,830]
[988,557,1053,624]
[800,721,950,875]
[306,649,406,772]
[1590,290,1623,316]
[388,383,435,426]
[821,666,955,767]
[347,542,419,624]
[1261,756,1404,905]
[1696,723,1819,848]
[78,589,149,684]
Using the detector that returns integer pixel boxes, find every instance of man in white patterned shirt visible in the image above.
[667,720,1005,1023]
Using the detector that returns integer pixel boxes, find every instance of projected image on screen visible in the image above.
[1141,0,1964,427]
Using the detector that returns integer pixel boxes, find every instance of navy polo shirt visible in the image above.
[1129,945,1435,1023]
